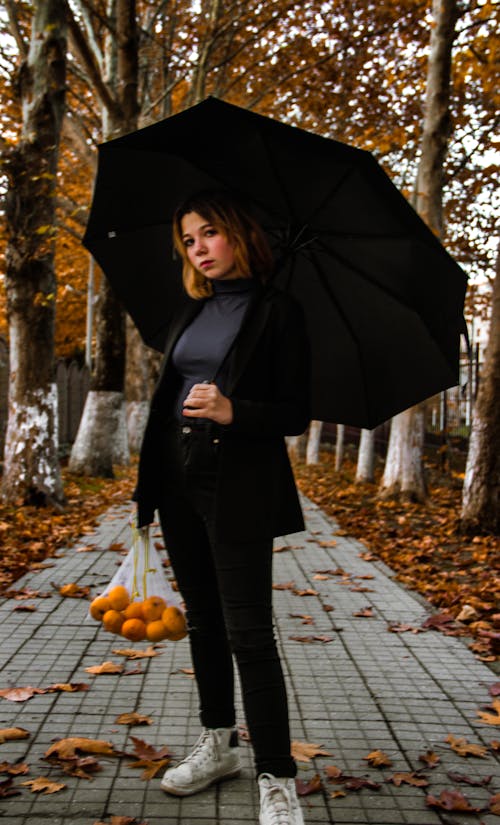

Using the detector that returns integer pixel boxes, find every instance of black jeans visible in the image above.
[157,424,296,778]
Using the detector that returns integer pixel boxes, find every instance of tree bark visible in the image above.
[2,0,67,507]
[287,432,308,462]
[379,0,459,501]
[335,424,345,472]
[306,420,323,465]
[69,0,139,476]
[356,428,375,483]
[461,242,500,533]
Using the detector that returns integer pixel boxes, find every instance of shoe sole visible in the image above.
[161,765,241,796]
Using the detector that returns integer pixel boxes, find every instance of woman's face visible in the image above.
[181,211,238,281]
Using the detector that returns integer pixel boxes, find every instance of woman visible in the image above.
[134,190,310,825]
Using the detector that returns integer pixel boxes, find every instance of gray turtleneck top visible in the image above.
[171,278,255,422]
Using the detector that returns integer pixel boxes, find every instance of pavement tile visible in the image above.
[0,496,498,824]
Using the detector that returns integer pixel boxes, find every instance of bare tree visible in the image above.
[2,0,67,506]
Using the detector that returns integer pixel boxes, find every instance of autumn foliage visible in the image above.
[293,449,500,662]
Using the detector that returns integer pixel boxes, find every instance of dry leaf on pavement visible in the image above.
[490,794,500,815]
[447,771,492,787]
[112,646,161,659]
[295,774,323,795]
[0,761,29,775]
[21,776,66,794]
[426,788,483,813]
[45,737,119,759]
[85,661,124,675]
[0,727,30,743]
[93,816,148,825]
[55,582,91,598]
[291,741,332,763]
[445,734,488,758]
[0,686,48,702]
[477,698,500,725]
[0,776,22,798]
[363,749,393,768]
[387,772,429,787]
[418,750,441,767]
[56,755,102,780]
[115,713,152,726]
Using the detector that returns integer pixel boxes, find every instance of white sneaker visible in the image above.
[160,727,241,796]
[258,773,305,825]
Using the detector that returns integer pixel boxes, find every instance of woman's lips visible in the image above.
[200,260,214,269]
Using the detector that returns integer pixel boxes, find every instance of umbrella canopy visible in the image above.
[83,97,467,429]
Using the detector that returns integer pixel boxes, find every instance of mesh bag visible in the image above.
[88,525,186,643]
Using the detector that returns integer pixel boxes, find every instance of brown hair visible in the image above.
[172,190,274,299]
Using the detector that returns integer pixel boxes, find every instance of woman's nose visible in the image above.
[194,237,207,255]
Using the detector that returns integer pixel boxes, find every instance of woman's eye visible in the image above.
[184,238,193,247]
[205,228,217,237]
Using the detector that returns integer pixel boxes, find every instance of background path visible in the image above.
[0,497,498,825]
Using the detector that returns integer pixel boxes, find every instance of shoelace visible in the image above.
[178,729,218,768]
[261,779,292,825]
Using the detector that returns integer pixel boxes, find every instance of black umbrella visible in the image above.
[83,96,467,429]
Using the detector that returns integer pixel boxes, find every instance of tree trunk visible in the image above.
[287,432,308,462]
[2,0,67,507]
[69,0,139,476]
[356,428,375,483]
[461,242,500,533]
[379,406,427,501]
[306,420,323,465]
[335,424,345,472]
[379,0,458,501]
[125,317,160,453]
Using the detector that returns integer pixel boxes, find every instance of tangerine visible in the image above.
[121,618,147,642]
[146,619,170,642]
[107,585,130,611]
[102,609,125,634]
[89,595,111,621]
[123,601,144,620]
[162,606,188,640]
[142,595,167,621]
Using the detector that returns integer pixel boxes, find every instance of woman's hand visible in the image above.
[183,383,233,425]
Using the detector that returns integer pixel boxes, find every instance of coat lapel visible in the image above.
[225,285,272,395]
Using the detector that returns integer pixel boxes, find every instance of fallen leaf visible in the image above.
[55,582,90,599]
[0,727,30,743]
[477,698,500,725]
[387,622,423,634]
[324,765,344,782]
[313,574,331,581]
[445,734,488,758]
[13,604,37,612]
[447,771,492,786]
[363,749,392,768]
[289,635,333,644]
[85,662,124,675]
[319,540,337,547]
[291,740,332,763]
[489,682,500,697]
[353,607,374,618]
[421,612,456,629]
[0,776,22,798]
[344,776,382,791]
[115,713,152,726]
[112,646,161,659]
[107,542,126,551]
[21,776,66,794]
[273,545,290,553]
[94,816,148,825]
[128,756,171,780]
[289,613,315,625]
[0,761,29,775]
[295,773,323,795]
[45,737,119,759]
[490,740,500,751]
[58,755,102,780]
[323,604,334,612]
[0,686,47,702]
[293,588,319,597]
[123,666,144,676]
[387,771,429,787]
[490,793,500,815]
[418,750,441,768]
[47,682,90,693]
[426,788,483,813]
[174,668,195,678]
[330,789,347,798]
[128,737,172,762]
[272,582,296,591]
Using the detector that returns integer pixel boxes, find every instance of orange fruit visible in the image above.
[89,596,112,621]
[107,585,130,611]
[123,601,144,620]
[121,618,147,642]
[146,619,170,642]
[102,609,125,634]
[162,606,188,640]
[142,595,167,622]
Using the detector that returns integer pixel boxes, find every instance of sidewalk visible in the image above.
[0,497,498,825]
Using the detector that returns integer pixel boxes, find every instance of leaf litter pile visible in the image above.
[0,464,136,593]
[293,451,500,662]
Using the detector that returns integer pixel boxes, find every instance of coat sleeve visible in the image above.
[225,296,311,438]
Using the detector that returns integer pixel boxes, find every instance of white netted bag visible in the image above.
[88,524,186,643]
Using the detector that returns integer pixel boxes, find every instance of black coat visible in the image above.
[134,282,311,541]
